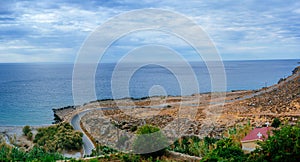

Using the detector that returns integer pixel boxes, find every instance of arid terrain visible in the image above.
[53,66,299,151]
[1,66,299,157]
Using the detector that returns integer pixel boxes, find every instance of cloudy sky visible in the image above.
[0,0,299,63]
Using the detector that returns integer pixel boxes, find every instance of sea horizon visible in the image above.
[0,58,299,64]
[0,59,299,126]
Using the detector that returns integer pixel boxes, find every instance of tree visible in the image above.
[271,118,281,128]
[22,125,31,136]
[169,136,212,157]
[0,143,64,161]
[132,124,169,157]
[33,122,83,152]
[201,138,246,162]
[248,123,300,162]
[27,132,33,140]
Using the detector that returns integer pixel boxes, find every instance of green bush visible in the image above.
[201,138,246,162]
[0,143,64,161]
[91,145,118,156]
[119,153,140,162]
[271,118,281,128]
[133,124,169,157]
[88,158,99,162]
[22,125,31,136]
[34,122,83,152]
[169,136,217,157]
[130,125,137,132]
[27,131,33,140]
[248,123,300,161]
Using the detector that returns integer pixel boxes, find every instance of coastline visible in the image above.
[2,65,299,132]
[53,66,300,124]
[1,59,299,126]
[1,65,298,159]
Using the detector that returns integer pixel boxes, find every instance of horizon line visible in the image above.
[0,58,299,64]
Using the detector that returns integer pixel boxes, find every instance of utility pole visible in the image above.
[265,81,267,88]
[264,81,267,93]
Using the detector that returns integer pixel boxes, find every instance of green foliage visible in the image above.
[136,124,160,135]
[88,158,99,162]
[27,131,33,140]
[248,123,300,162]
[169,136,213,157]
[34,122,83,152]
[271,118,281,128]
[225,122,252,144]
[130,125,138,132]
[22,125,31,136]
[0,143,64,161]
[90,150,142,162]
[201,138,246,162]
[95,152,170,162]
[133,124,169,157]
[91,145,118,156]
[118,153,141,162]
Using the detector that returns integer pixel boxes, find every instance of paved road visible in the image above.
[70,68,299,157]
[70,107,113,156]
[70,110,95,156]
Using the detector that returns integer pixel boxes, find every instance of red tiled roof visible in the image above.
[241,127,273,142]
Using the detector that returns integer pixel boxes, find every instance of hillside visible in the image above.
[54,66,300,148]
[221,66,300,128]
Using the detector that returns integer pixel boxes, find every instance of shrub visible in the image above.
[88,158,99,162]
[132,125,169,157]
[91,145,118,156]
[33,122,83,152]
[271,118,281,128]
[0,143,64,161]
[169,136,218,157]
[130,125,137,132]
[22,125,31,136]
[201,138,246,162]
[248,123,300,161]
[27,131,33,140]
[120,153,140,162]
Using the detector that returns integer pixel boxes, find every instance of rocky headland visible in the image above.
[53,66,300,150]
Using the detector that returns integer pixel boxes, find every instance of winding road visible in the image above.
[70,110,95,156]
[70,107,112,156]
[70,69,299,157]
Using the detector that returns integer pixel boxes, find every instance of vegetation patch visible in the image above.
[169,136,218,157]
[248,122,300,161]
[33,122,83,152]
[0,143,64,161]
[133,124,169,157]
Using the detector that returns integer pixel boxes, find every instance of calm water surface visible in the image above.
[0,59,299,125]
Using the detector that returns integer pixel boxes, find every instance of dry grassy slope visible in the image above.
[73,66,300,141]
[221,66,300,127]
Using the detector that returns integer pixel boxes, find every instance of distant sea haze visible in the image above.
[0,59,299,126]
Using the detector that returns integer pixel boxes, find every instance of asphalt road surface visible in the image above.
[70,110,95,156]
[70,69,299,157]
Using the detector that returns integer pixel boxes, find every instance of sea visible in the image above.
[0,59,299,126]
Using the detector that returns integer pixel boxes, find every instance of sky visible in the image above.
[0,0,299,63]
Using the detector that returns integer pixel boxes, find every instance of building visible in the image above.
[241,126,273,152]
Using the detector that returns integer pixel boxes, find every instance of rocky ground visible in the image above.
[0,126,42,151]
[223,67,300,126]
[53,66,300,151]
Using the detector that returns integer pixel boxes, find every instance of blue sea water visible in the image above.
[0,59,299,126]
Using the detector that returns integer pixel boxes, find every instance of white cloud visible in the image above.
[0,0,299,62]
